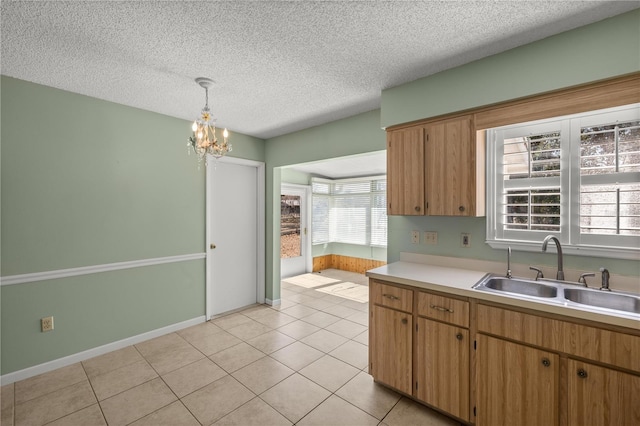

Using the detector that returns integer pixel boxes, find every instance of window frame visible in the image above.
[486,103,640,260]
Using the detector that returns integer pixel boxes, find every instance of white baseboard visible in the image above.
[0,316,206,385]
[266,298,281,306]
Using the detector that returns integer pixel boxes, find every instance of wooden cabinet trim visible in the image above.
[384,72,640,132]
[477,303,640,373]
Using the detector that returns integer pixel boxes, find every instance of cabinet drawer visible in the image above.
[371,281,413,313]
[417,292,469,328]
[478,304,640,372]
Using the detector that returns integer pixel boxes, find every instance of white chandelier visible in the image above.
[187,77,231,165]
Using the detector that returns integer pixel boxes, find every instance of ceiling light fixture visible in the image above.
[187,77,231,165]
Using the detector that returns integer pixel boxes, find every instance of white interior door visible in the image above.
[207,158,264,317]
[280,184,311,278]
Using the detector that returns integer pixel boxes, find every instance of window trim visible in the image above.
[486,104,640,260]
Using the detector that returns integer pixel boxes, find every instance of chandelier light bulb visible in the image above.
[192,121,198,132]
[223,128,229,138]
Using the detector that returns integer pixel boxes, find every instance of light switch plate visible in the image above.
[411,230,420,244]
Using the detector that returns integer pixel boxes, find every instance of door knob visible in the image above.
[210,244,216,249]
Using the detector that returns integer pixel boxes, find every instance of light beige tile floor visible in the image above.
[0,269,462,426]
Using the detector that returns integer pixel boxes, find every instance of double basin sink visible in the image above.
[473,274,640,316]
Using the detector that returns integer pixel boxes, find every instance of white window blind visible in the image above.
[487,103,640,259]
[312,176,387,247]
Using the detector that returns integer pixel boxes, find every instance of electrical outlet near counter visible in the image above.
[424,231,438,245]
[461,233,471,248]
[411,230,420,244]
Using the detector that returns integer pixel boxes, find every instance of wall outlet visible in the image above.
[424,231,438,245]
[411,230,420,244]
[461,233,471,248]
[41,316,54,332]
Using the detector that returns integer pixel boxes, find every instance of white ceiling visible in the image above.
[288,151,386,179]
[1,1,637,140]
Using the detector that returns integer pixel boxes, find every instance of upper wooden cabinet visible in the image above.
[387,126,425,215]
[425,115,484,216]
[386,114,485,216]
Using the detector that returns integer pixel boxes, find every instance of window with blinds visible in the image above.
[487,103,639,258]
[579,120,640,238]
[311,176,387,247]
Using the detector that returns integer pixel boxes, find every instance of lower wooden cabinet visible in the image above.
[568,359,640,426]
[369,281,640,426]
[476,334,559,426]
[370,304,413,395]
[415,318,469,421]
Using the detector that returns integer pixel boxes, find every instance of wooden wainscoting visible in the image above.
[312,254,386,274]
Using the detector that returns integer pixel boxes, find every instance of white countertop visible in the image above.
[366,261,640,331]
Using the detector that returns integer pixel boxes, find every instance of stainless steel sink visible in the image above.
[473,273,640,318]
[564,288,640,314]
[481,277,558,298]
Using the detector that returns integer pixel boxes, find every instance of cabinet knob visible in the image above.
[459,206,465,212]
[415,206,421,212]
[456,333,463,341]
[577,368,588,378]
[401,318,408,325]
[210,243,216,249]
[541,358,551,367]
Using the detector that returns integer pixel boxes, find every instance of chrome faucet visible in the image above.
[600,268,611,291]
[506,246,512,278]
[541,235,564,281]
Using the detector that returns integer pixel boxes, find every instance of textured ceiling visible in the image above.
[2,1,638,139]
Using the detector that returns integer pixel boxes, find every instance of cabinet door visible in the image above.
[568,359,640,426]
[370,305,412,394]
[476,334,559,426]
[415,318,469,421]
[387,126,425,215]
[425,115,476,216]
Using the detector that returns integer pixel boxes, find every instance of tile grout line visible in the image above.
[79,361,108,425]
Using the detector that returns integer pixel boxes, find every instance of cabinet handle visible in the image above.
[577,369,588,378]
[383,294,400,301]
[401,318,408,325]
[459,206,465,212]
[541,358,551,367]
[415,206,421,212]
[430,304,454,313]
[456,333,463,341]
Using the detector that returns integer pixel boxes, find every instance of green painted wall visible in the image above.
[0,76,264,374]
[281,168,311,185]
[1,261,203,373]
[265,110,387,300]
[381,9,640,128]
[388,216,639,277]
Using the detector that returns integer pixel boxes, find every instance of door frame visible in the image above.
[205,156,265,320]
[280,183,312,277]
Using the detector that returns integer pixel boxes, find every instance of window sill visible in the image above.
[487,240,640,261]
